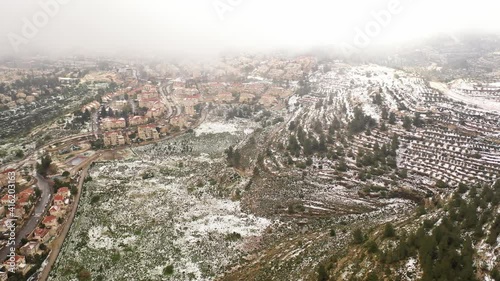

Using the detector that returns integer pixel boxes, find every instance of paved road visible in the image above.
[0,174,53,260]
[0,133,93,172]
[0,93,207,279]
[37,166,89,281]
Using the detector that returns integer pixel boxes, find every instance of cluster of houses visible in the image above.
[149,55,315,82]
[0,188,36,226]
[80,100,100,113]
[96,85,183,147]
[0,188,36,230]
[0,187,72,276]
[81,56,316,149]
[0,187,36,278]
[195,81,293,108]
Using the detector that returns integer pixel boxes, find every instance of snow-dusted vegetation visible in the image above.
[47,62,500,281]
[50,120,272,281]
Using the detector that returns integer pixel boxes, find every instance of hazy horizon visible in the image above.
[1,0,500,58]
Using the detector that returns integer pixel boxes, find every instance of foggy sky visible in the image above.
[0,0,499,58]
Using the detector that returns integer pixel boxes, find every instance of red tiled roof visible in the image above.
[57,187,70,194]
[3,255,24,264]
[140,124,157,129]
[34,227,49,237]
[1,169,16,174]
[19,188,34,195]
[42,216,57,224]
[17,196,29,204]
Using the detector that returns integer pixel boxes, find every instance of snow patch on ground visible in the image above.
[51,141,271,281]
[195,122,239,136]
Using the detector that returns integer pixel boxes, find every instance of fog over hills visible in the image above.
[1,0,500,58]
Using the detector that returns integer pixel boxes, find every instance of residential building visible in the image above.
[129,116,149,126]
[170,115,188,128]
[49,206,66,218]
[0,218,13,232]
[0,194,11,206]
[0,169,20,189]
[138,124,160,140]
[215,92,234,103]
[49,205,65,218]
[138,98,162,109]
[17,196,30,207]
[56,187,71,198]
[42,215,58,228]
[146,106,165,118]
[101,118,126,131]
[53,195,65,206]
[33,227,52,243]
[110,100,128,111]
[2,255,28,275]
[0,271,7,281]
[13,205,25,218]
[103,131,127,147]
[137,91,159,100]
[81,101,100,113]
[184,106,195,116]
[19,241,41,257]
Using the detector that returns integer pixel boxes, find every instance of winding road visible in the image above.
[0,174,53,260]
[1,83,208,280]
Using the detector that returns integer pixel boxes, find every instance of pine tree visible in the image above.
[384,223,396,238]
[388,112,396,124]
[352,228,365,244]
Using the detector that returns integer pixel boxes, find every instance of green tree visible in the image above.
[163,265,174,275]
[388,112,396,125]
[14,149,24,158]
[352,228,365,244]
[403,116,413,130]
[317,264,329,281]
[34,187,42,198]
[413,112,424,127]
[36,155,52,176]
[384,223,396,238]
[366,240,379,253]
[337,158,348,172]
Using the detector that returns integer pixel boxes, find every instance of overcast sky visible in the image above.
[0,0,499,57]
